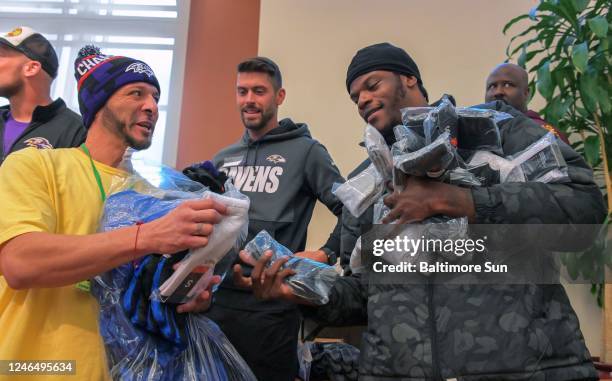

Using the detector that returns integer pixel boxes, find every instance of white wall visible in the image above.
[258,0,602,357]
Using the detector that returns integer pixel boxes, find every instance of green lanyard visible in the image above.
[80,144,106,202]
[76,143,107,293]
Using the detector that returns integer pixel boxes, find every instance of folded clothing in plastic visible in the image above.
[468,132,569,184]
[244,230,339,305]
[424,96,458,145]
[364,124,393,181]
[92,262,256,381]
[505,132,569,183]
[393,131,456,177]
[455,108,504,154]
[94,169,255,380]
[332,163,384,218]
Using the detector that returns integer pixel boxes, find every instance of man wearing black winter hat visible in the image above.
[236,42,606,380]
[0,45,225,380]
[0,26,86,165]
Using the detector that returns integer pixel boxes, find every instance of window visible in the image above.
[0,0,191,165]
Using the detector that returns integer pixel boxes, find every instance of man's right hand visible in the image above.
[138,198,227,255]
[233,250,297,302]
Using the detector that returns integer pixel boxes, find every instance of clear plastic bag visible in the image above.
[364,124,393,181]
[392,124,426,154]
[93,161,256,380]
[298,341,313,381]
[92,264,256,381]
[243,230,339,305]
[156,183,250,303]
[102,178,249,304]
[468,150,514,183]
[332,163,385,218]
[455,107,508,154]
[505,132,569,183]
[348,236,364,275]
[444,166,483,187]
[400,106,432,127]
[393,131,456,177]
[423,96,458,145]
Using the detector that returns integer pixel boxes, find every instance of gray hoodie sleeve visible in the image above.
[303,141,345,262]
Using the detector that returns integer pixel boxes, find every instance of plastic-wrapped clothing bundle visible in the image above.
[244,230,339,305]
[378,216,469,268]
[93,263,256,381]
[468,132,569,184]
[348,236,363,275]
[392,124,426,154]
[467,150,514,182]
[442,166,484,187]
[400,106,431,128]
[455,108,507,154]
[93,164,255,381]
[364,124,393,181]
[156,189,250,303]
[423,96,458,145]
[332,163,384,218]
[393,131,456,177]
[505,132,569,183]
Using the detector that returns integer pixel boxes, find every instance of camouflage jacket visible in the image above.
[302,102,606,380]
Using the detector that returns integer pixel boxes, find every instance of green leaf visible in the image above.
[537,61,554,99]
[571,42,588,73]
[518,45,527,68]
[578,68,603,114]
[571,0,589,13]
[539,1,579,32]
[583,135,601,166]
[587,16,609,38]
[596,85,611,113]
[503,13,530,34]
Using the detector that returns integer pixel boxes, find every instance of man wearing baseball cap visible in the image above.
[0,46,225,380]
[0,26,86,165]
[237,42,605,380]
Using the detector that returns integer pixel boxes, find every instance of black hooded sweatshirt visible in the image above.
[213,118,344,311]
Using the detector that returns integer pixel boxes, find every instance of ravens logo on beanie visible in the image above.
[74,45,160,128]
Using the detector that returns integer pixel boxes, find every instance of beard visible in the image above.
[101,106,152,150]
[377,75,407,135]
[240,106,274,132]
[0,79,22,99]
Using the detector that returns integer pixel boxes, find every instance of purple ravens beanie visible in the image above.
[74,45,160,128]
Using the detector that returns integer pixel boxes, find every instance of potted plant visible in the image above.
[503,0,611,365]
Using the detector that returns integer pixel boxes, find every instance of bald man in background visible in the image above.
[485,62,569,144]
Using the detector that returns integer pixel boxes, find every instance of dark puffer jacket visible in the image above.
[302,101,606,380]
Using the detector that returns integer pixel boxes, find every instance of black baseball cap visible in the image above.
[0,26,59,78]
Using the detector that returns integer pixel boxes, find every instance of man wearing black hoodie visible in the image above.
[205,57,344,381]
[0,26,85,164]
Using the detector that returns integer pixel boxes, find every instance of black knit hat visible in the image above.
[346,42,425,97]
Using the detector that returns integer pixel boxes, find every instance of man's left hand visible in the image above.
[176,274,221,313]
[382,176,475,224]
